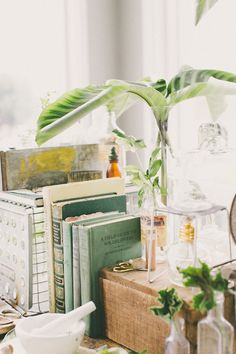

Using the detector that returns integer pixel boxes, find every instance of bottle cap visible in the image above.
[109,146,118,161]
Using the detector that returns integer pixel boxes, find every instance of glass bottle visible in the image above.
[197,292,234,354]
[165,316,190,354]
[106,146,122,178]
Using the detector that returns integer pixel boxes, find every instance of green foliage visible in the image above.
[150,288,183,323]
[179,261,229,313]
[195,0,219,25]
[36,67,236,146]
[112,129,146,151]
[35,66,236,206]
[125,147,162,207]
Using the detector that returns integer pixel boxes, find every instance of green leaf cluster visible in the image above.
[125,147,163,207]
[150,288,183,323]
[112,128,146,152]
[179,261,229,313]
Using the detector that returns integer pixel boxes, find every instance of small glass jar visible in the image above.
[164,199,231,286]
[165,316,190,354]
[197,292,234,354]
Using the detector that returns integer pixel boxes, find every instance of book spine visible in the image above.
[52,205,65,313]
[72,225,81,309]
[79,227,92,334]
[63,222,73,312]
[0,151,7,191]
[42,188,55,312]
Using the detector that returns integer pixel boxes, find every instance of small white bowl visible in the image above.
[15,313,85,354]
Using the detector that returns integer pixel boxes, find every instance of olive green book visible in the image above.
[78,215,142,337]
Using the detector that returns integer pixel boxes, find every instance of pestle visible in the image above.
[32,301,96,336]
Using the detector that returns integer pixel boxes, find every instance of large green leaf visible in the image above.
[195,0,219,25]
[36,85,125,145]
[167,67,236,96]
[36,79,168,146]
[168,80,236,120]
[107,79,168,122]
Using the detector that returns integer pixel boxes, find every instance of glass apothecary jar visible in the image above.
[165,316,190,354]
[156,200,232,286]
[173,122,236,211]
[197,291,234,354]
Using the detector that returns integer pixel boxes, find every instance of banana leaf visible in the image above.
[36,67,236,146]
[195,0,219,25]
[36,81,167,145]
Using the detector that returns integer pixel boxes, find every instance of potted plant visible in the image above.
[179,261,234,354]
[150,288,190,354]
[35,66,236,206]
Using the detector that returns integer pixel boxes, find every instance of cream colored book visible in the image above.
[42,177,125,312]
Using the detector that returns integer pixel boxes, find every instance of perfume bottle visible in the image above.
[165,316,190,354]
[106,146,122,178]
[197,292,234,354]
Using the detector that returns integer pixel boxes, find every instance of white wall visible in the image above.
[1,0,236,155]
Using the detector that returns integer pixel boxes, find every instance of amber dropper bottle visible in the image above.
[106,146,122,178]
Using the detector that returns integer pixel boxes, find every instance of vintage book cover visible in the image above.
[52,194,127,313]
[78,215,142,337]
[63,211,122,312]
[0,144,116,191]
[0,144,124,191]
[42,177,125,312]
[69,211,125,311]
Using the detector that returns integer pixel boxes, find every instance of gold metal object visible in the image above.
[179,217,195,242]
[113,262,134,273]
[112,260,147,273]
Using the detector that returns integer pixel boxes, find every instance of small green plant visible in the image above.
[125,146,163,208]
[178,261,229,313]
[150,288,183,323]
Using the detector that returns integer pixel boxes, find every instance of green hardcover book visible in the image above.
[63,210,123,312]
[79,215,142,337]
[52,194,127,313]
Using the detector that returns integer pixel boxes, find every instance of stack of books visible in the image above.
[43,177,142,337]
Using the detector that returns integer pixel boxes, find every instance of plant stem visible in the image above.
[160,132,167,206]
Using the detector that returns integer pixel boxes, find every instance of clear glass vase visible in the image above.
[197,292,234,354]
[165,316,190,354]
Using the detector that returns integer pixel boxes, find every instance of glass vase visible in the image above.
[197,292,234,354]
[165,316,190,354]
